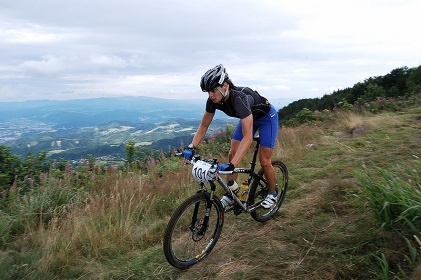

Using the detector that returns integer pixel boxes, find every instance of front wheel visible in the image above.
[249,160,288,222]
[163,192,224,269]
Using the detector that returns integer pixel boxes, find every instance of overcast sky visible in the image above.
[1,0,420,104]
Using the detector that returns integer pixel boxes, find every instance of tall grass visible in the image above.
[0,167,98,279]
[356,159,421,278]
[37,162,198,276]
[357,160,421,235]
[0,155,197,278]
[0,169,93,247]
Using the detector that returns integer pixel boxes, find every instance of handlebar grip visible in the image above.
[217,170,235,175]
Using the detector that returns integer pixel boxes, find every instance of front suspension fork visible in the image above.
[190,183,216,236]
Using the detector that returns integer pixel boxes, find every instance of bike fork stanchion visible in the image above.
[190,202,200,233]
[198,196,214,236]
[197,181,218,235]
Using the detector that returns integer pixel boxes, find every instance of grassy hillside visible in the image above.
[1,104,420,279]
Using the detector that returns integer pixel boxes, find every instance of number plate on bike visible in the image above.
[192,160,215,182]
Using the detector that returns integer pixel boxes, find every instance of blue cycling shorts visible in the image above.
[232,104,279,148]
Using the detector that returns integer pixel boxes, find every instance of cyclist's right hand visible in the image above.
[182,144,195,160]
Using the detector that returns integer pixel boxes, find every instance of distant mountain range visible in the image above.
[0,96,208,127]
[1,96,294,161]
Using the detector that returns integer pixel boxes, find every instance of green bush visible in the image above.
[296,108,315,124]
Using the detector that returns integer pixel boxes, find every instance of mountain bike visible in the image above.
[163,135,288,269]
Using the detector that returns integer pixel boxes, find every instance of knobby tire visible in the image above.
[163,192,224,269]
[249,160,288,222]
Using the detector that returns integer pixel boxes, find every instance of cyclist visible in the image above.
[183,64,279,209]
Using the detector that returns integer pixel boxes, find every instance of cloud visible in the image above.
[1,26,59,44]
[0,0,420,103]
[18,54,129,77]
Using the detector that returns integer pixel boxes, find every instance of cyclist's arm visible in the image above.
[191,111,214,148]
[230,114,253,167]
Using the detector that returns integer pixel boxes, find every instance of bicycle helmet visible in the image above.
[200,64,229,92]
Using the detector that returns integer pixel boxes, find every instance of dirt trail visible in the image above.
[171,183,343,280]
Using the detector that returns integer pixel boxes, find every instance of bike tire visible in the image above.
[249,160,288,222]
[163,192,224,269]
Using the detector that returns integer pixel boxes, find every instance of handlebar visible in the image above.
[175,152,214,165]
[175,152,235,181]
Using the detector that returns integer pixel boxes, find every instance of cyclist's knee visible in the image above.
[259,158,272,169]
[259,147,273,168]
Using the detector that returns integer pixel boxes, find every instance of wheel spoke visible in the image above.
[163,193,224,269]
[250,161,288,222]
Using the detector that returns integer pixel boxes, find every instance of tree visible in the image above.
[407,66,421,94]
[125,140,137,167]
[382,67,409,97]
[0,145,21,190]
[360,83,386,103]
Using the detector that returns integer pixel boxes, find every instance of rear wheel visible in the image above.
[163,192,224,269]
[249,160,288,222]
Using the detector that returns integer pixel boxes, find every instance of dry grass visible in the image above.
[332,110,375,132]
[38,172,150,270]
[276,125,324,161]
[34,168,198,276]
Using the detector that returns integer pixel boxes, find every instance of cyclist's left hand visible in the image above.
[217,162,235,171]
[182,144,195,160]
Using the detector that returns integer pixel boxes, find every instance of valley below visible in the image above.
[0,96,236,162]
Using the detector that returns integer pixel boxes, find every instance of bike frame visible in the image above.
[199,136,264,213]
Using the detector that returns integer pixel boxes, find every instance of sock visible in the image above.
[269,191,277,196]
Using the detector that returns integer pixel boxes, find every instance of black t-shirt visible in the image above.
[206,86,271,120]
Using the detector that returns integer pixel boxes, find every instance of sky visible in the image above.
[1,0,420,104]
